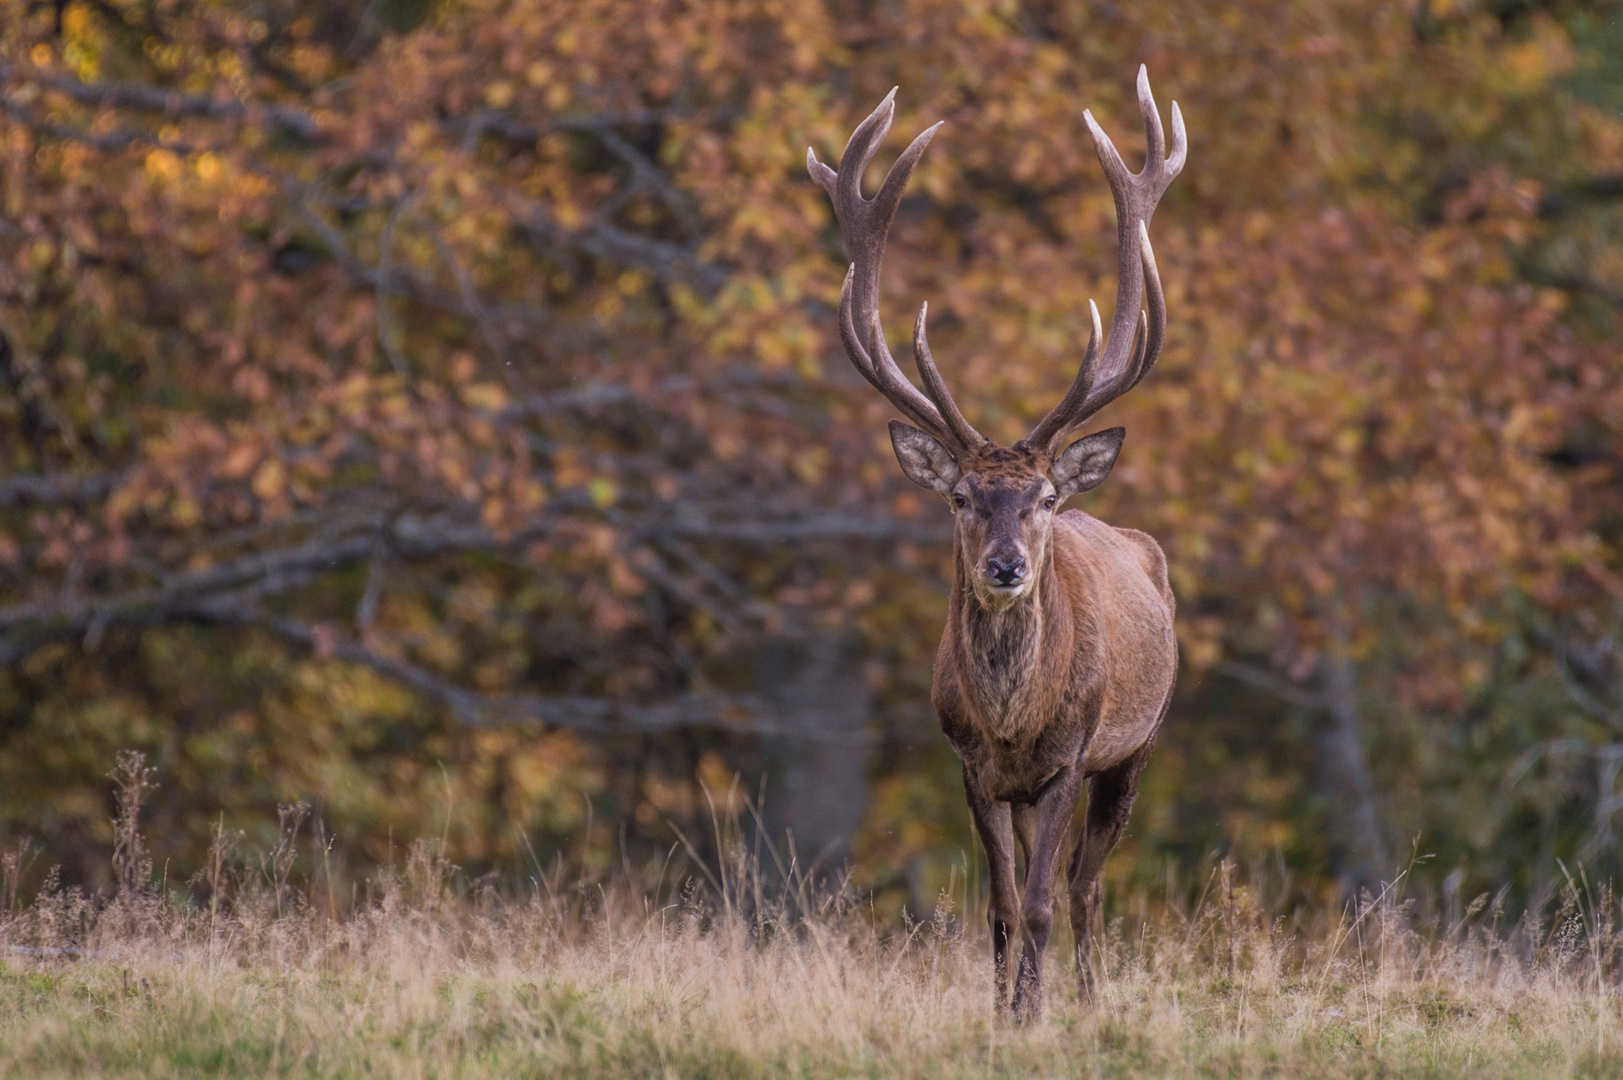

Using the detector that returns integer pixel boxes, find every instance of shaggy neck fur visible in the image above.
[950,531,1074,744]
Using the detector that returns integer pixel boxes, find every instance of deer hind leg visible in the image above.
[965,773,1019,1015]
[1010,766,1084,1023]
[1011,803,1038,879]
[1067,739,1156,1003]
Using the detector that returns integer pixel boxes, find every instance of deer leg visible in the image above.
[1067,740,1156,1003]
[964,771,1019,1016]
[1011,803,1038,877]
[1010,765,1084,1022]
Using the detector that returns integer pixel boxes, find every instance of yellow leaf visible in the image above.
[484,81,515,108]
[144,149,183,181]
[252,459,286,500]
[461,383,508,411]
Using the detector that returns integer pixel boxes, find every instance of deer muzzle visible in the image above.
[984,553,1028,588]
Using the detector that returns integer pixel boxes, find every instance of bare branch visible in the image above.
[1213,660,1329,711]
[0,471,124,507]
[518,196,727,293]
[1,62,321,141]
[592,127,702,239]
[424,225,511,367]
[0,96,183,153]
[376,195,412,377]
[450,108,676,146]
[193,605,868,743]
[1539,172,1623,218]
[3,82,731,302]
[1526,268,1623,308]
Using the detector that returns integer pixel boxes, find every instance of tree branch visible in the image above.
[2,62,321,141]
[1539,173,1623,218]
[3,81,731,300]
[0,471,124,507]
[1213,660,1330,711]
[516,195,727,294]
[191,604,870,743]
[1523,267,1623,308]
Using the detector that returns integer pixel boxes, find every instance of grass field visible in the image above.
[4,830,1623,1080]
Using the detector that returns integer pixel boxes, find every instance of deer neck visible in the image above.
[950,541,1071,743]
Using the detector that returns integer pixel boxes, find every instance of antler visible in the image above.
[1025,66,1186,454]
[808,92,986,454]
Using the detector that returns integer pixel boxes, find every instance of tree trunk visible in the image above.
[754,631,873,873]
[1319,621,1388,892]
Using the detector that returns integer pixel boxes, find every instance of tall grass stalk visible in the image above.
[2,774,1621,1077]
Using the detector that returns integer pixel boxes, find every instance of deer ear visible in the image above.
[889,420,960,495]
[1050,427,1125,498]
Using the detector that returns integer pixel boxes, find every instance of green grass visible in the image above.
[5,864,1623,1079]
[1,953,1617,1078]
[5,788,1621,1080]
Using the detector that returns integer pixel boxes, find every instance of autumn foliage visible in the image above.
[0,0,1620,909]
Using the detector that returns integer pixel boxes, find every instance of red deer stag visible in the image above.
[808,67,1184,1019]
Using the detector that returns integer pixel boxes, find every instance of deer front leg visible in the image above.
[1068,741,1155,1003]
[1011,803,1038,871]
[1010,765,1085,1022]
[964,771,1019,1015]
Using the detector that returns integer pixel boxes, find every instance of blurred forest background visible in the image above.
[0,0,1621,917]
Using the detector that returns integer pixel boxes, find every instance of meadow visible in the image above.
[3,790,1621,1079]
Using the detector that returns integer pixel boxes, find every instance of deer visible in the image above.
[808,67,1184,1020]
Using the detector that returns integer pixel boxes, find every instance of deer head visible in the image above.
[808,68,1185,610]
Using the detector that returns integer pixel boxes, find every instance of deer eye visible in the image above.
[1042,495,1057,511]
[952,493,967,509]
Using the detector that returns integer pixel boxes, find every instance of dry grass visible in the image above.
[3,776,1622,1077]
[5,865,1622,1077]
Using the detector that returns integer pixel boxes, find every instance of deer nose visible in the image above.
[985,555,1026,587]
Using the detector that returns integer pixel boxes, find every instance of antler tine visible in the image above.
[1026,67,1184,452]
[1125,222,1166,392]
[1136,65,1167,179]
[1096,224,1167,408]
[866,307,967,436]
[1166,100,1188,183]
[1098,225,1166,413]
[1023,300,1102,451]
[834,264,883,387]
[810,94,984,452]
[913,303,985,450]
[807,89,895,227]
[837,266,950,436]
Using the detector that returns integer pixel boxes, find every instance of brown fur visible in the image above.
[931,456,1177,1019]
